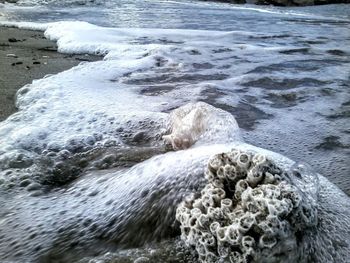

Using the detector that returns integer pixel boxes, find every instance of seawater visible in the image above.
[2,0,348,191]
[0,0,349,262]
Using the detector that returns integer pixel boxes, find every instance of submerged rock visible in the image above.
[0,102,348,263]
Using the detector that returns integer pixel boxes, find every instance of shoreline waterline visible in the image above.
[0,26,100,121]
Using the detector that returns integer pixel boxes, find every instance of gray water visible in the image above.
[2,0,348,192]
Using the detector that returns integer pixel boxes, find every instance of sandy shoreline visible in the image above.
[0,26,348,197]
[0,26,100,121]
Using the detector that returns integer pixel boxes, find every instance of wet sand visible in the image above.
[0,26,100,121]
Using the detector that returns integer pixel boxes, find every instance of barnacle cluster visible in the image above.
[176,149,317,263]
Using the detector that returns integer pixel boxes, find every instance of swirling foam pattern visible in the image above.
[0,20,348,262]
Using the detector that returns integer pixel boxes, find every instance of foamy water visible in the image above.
[0,1,349,262]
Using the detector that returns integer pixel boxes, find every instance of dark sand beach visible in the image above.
[0,27,99,121]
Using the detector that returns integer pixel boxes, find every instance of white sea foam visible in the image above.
[0,22,248,191]
[0,21,244,155]
[0,19,348,186]
[0,18,349,262]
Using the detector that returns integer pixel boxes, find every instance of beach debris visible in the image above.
[6,53,17,58]
[38,46,57,52]
[8,37,18,42]
[11,61,23,66]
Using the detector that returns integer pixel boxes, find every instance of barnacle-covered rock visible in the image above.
[176,149,318,263]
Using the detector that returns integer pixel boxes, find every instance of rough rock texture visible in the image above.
[0,101,349,263]
[176,149,318,263]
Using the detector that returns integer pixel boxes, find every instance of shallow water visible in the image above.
[2,0,349,193]
[0,0,349,262]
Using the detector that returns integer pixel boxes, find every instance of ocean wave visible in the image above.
[0,19,349,262]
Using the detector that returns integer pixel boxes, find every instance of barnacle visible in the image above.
[176,149,317,263]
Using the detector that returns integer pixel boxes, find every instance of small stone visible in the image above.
[6,54,17,58]
[33,61,41,65]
